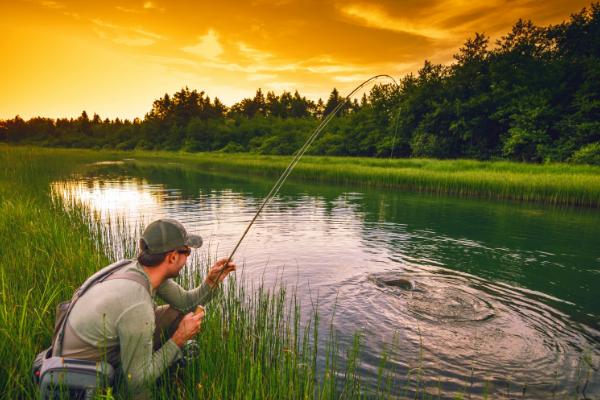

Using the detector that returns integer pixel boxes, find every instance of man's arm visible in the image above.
[117,301,182,393]
[157,279,215,313]
[157,259,236,313]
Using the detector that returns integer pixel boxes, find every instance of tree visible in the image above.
[78,111,92,137]
[501,94,553,162]
[314,98,325,119]
[230,89,267,118]
[213,97,227,118]
[290,90,312,118]
[323,88,345,117]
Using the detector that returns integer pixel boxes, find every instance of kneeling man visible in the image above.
[60,219,236,397]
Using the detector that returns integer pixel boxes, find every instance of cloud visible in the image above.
[115,6,141,14]
[306,64,365,74]
[333,74,373,83]
[130,27,163,40]
[238,42,273,63]
[197,59,298,74]
[143,55,199,68]
[182,30,224,60]
[115,2,164,13]
[247,73,277,81]
[91,19,164,47]
[62,11,80,20]
[113,36,155,46]
[340,3,450,39]
[143,2,165,12]
[266,81,298,90]
[39,1,65,9]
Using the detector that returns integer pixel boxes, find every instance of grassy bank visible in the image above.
[6,145,600,207]
[0,147,115,397]
[127,150,600,208]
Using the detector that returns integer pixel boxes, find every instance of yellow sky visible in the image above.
[0,0,590,119]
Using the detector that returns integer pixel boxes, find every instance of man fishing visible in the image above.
[57,219,236,398]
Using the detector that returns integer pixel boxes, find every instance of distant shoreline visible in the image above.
[5,145,599,207]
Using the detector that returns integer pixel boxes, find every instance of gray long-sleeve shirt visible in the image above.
[62,260,215,394]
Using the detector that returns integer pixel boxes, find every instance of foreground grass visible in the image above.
[0,147,114,397]
[122,150,600,208]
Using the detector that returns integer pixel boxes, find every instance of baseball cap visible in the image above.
[141,219,203,254]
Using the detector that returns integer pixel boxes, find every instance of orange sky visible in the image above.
[0,0,591,120]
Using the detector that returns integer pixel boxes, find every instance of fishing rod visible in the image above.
[203,74,400,291]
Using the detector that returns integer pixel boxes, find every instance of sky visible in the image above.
[0,0,591,120]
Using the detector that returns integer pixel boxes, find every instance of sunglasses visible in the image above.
[176,247,192,256]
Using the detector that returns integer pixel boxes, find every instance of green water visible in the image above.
[54,159,600,399]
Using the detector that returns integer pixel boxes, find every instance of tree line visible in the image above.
[1,3,599,164]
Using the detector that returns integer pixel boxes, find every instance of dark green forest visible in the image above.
[2,4,599,164]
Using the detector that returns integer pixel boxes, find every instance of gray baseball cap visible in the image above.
[141,219,203,254]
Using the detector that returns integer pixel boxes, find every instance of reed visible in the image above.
[0,146,112,397]
[127,151,600,208]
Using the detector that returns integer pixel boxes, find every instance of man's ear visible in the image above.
[167,250,178,264]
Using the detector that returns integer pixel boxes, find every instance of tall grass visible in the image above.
[0,146,115,397]
[128,151,600,208]
[6,145,600,207]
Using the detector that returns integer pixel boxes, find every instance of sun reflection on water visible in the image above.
[51,179,165,222]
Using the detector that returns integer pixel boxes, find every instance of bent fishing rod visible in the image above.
[203,74,399,296]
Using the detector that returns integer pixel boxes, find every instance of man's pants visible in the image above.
[153,305,185,349]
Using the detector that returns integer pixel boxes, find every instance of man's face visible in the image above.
[166,246,191,278]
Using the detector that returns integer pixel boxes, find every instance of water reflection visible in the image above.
[52,179,165,223]
[52,160,600,399]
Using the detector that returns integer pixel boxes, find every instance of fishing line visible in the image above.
[390,106,402,158]
[206,74,399,288]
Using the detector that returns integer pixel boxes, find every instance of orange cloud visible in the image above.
[340,3,450,39]
[91,18,164,46]
[182,30,224,59]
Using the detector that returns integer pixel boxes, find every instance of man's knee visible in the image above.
[153,306,184,348]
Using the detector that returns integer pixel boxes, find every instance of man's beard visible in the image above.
[168,263,185,278]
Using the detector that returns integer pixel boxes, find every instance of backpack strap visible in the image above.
[53,259,134,356]
[104,271,151,294]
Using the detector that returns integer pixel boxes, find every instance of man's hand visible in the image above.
[171,310,204,348]
[206,258,237,287]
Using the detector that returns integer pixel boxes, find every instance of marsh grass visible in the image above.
[0,146,115,397]
[125,151,600,208]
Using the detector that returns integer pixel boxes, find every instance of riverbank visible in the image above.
[131,148,600,207]
[6,145,600,207]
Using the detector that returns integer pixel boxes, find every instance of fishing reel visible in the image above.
[182,339,200,362]
[180,305,205,362]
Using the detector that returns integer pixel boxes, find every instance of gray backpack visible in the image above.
[32,259,150,399]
